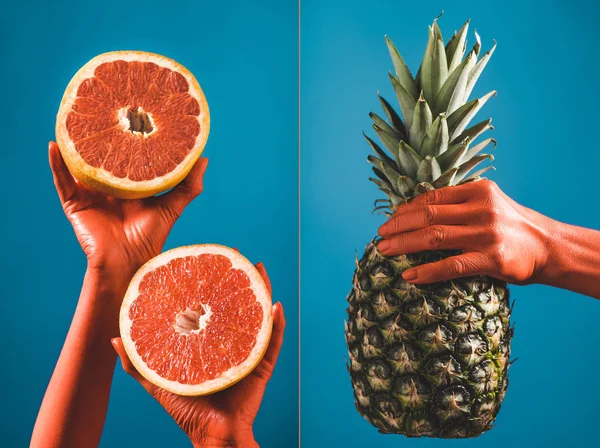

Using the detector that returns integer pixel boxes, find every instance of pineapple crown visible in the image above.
[368,16,497,214]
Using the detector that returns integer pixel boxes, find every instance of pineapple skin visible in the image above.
[346,239,512,438]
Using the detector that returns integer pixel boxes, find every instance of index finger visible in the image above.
[401,183,475,210]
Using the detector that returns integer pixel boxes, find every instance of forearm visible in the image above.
[31,268,127,448]
[537,220,600,299]
[191,436,259,448]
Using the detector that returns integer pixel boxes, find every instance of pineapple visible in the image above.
[345,17,513,438]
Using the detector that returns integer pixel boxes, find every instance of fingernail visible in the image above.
[402,270,417,281]
[378,240,390,253]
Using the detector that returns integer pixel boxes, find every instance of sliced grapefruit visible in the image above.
[119,245,272,396]
[56,51,210,199]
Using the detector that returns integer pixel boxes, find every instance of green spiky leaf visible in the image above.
[369,177,392,190]
[386,36,419,98]
[464,137,496,161]
[372,125,401,164]
[396,175,416,197]
[446,20,470,73]
[447,91,496,140]
[389,73,417,129]
[416,155,442,182]
[397,141,422,178]
[451,118,493,145]
[419,21,448,105]
[420,113,449,157]
[434,51,475,116]
[454,154,494,182]
[363,133,396,167]
[431,166,459,188]
[436,137,470,171]
[408,93,433,151]
[459,166,495,183]
[377,94,406,137]
[471,30,482,58]
[464,41,497,102]
[371,113,401,142]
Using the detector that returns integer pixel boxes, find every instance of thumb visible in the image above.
[49,141,78,205]
[111,337,156,394]
[247,302,285,384]
[158,158,208,223]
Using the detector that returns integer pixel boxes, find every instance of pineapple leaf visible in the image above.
[451,118,493,145]
[432,166,459,187]
[371,166,387,183]
[377,93,406,137]
[368,155,405,193]
[363,133,396,167]
[419,21,448,105]
[373,124,402,163]
[464,137,497,161]
[471,30,482,58]
[447,90,496,141]
[397,175,416,197]
[446,19,470,73]
[434,51,476,116]
[370,113,401,141]
[459,166,495,183]
[408,93,433,152]
[416,155,442,182]
[464,40,497,102]
[420,113,449,157]
[378,186,396,197]
[385,36,419,98]
[398,141,422,178]
[374,198,391,205]
[373,204,392,214]
[369,177,392,190]
[436,137,470,171]
[454,154,494,183]
[389,72,417,129]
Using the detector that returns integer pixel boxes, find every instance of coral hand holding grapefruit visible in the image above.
[56,51,209,199]
[119,245,272,396]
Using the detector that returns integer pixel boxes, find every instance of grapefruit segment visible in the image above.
[56,51,209,199]
[119,245,272,396]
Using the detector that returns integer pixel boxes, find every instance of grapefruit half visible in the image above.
[56,51,210,199]
[119,245,272,396]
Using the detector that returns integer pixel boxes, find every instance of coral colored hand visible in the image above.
[377,180,554,285]
[112,264,285,448]
[49,141,208,284]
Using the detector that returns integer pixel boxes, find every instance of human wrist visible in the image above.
[189,428,258,448]
[191,441,258,448]
[531,217,568,286]
[85,265,134,297]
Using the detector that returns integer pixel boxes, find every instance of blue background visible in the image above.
[0,0,298,446]
[301,0,600,447]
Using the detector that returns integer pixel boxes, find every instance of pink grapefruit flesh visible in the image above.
[56,51,210,199]
[119,245,272,396]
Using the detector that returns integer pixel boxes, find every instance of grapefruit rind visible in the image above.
[119,244,273,396]
[56,51,210,199]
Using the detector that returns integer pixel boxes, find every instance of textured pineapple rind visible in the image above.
[345,239,512,438]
